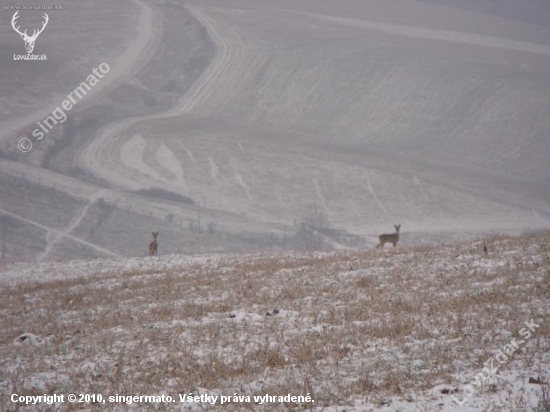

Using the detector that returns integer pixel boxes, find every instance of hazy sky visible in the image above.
[416,0,550,28]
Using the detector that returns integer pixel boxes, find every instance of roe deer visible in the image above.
[377,224,401,248]
[149,232,158,256]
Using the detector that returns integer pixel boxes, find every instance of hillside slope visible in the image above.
[2,0,550,261]
[74,0,550,235]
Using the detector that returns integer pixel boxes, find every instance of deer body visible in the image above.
[377,224,401,249]
[149,232,158,256]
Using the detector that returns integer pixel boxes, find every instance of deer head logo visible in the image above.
[11,11,49,54]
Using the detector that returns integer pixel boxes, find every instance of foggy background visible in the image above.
[1,0,550,261]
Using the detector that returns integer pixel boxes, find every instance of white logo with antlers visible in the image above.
[11,11,49,54]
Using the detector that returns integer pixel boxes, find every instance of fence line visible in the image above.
[6,172,193,229]
[5,172,239,237]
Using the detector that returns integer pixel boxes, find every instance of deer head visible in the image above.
[12,11,49,54]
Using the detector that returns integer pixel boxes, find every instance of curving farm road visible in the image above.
[4,0,550,252]
[0,0,162,259]
[76,3,550,196]
[77,6,251,193]
[0,0,157,147]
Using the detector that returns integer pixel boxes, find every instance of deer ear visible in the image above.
[20,34,26,40]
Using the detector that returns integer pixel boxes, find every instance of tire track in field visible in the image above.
[78,6,250,192]
[0,206,119,259]
[0,0,157,146]
[366,176,389,217]
[37,190,109,261]
[286,10,550,56]
[314,178,330,213]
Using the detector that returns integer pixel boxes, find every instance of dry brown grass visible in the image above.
[0,232,549,410]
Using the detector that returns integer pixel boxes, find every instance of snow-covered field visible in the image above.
[75,0,550,233]
[2,0,550,261]
[1,231,548,411]
[2,1,550,409]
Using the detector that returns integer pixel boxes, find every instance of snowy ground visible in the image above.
[2,0,550,262]
[75,0,550,233]
[1,231,549,411]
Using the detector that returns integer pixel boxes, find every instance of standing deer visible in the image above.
[377,224,401,249]
[11,11,49,54]
[149,232,158,256]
